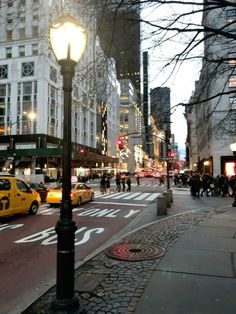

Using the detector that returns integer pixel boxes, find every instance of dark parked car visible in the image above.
[28,182,47,202]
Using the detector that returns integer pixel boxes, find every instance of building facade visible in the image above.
[0,0,120,178]
[119,78,143,172]
[188,4,236,176]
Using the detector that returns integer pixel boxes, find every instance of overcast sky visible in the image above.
[141,2,203,159]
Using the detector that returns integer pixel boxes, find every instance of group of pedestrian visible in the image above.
[115,173,132,192]
[188,172,236,199]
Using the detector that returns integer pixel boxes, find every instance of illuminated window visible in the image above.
[6,31,12,41]
[226,9,236,22]
[229,75,236,87]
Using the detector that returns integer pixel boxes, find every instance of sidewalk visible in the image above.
[23,199,236,314]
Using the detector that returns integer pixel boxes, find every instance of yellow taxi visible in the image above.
[46,182,94,206]
[0,174,41,217]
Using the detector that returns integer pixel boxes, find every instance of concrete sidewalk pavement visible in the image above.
[135,206,236,314]
[23,201,236,314]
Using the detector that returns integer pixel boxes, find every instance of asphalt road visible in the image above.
[0,180,161,314]
[0,178,233,314]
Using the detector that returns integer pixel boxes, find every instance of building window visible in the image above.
[19,45,25,57]
[229,75,236,87]
[50,66,57,83]
[228,53,236,66]
[8,1,13,7]
[32,26,38,37]
[6,31,12,41]
[230,97,236,110]
[7,14,13,24]
[22,62,34,77]
[19,0,26,6]
[6,47,12,58]
[226,9,236,22]
[32,43,38,55]
[19,28,25,39]
[0,65,8,79]
[19,15,25,23]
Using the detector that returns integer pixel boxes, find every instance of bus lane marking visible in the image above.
[15,226,105,246]
[0,223,24,231]
[76,208,140,218]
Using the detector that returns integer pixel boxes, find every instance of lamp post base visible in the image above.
[51,296,79,311]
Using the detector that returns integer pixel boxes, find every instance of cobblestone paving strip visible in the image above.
[23,208,216,314]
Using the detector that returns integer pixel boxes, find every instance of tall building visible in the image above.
[96,1,141,98]
[188,4,236,176]
[150,87,171,168]
[0,0,119,178]
[119,78,142,172]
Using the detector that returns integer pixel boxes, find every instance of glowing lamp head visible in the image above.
[49,15,86,63]
[230,142,236,153]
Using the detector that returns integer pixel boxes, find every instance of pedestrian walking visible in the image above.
[100,176,106,194]
[126,176,132,192]
[188,173,201,198]
[115,174,121,192]
[105,177,110,193]
[136,174,140,186]
[121,176,126,192]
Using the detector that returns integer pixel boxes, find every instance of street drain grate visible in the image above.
[105,243,165,261]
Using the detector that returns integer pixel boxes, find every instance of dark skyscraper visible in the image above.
[97,2,141,96]
[150,87,171,131]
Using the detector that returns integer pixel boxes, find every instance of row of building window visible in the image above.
[6,26,39,41]
[0,62,34,79]
[4,44,38,59]
[0,63,57,83]
[4,0,38,8]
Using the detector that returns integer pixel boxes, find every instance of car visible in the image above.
[0,175,41,218]
[46,182,94,206]
[28,182,48,202]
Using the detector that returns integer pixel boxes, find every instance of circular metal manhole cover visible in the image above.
[105,243,165,261]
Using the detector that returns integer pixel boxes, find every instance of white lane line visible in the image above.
[135,193,151,200]
[145,193,161,201]
[93,201,147,207]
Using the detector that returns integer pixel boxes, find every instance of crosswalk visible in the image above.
[94,191,161,202]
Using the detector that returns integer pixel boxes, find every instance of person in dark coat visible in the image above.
[126,176,132,192]
[100,176,106,194]
[115,174,121,192]
[189,173,201,198]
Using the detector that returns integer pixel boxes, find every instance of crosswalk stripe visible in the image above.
[134,193,152,200]
[122,192,142,200]
[145,193,161,201]
[112,193,130,199]
[100,192,121,199]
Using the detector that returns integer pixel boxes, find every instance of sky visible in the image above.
[141,2,203,158]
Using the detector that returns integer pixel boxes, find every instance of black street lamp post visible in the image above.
[49,15,86,311]
[230,142,236,207]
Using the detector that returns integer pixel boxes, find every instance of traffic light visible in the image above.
[118,138,125,150]
[168,151,176,158]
